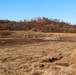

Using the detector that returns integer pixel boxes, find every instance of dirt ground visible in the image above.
[0,31,76,75]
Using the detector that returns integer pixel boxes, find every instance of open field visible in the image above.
[0,31,76,75]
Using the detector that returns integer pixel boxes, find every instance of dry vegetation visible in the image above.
[0,17,76,75]
[0,31,76,75]
[0,17,76,33]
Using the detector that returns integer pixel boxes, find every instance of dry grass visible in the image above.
[0,31,76,75]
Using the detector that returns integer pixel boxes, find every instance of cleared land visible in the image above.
[0,31,76,75]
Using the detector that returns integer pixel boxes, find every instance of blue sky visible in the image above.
[0,0,76,24]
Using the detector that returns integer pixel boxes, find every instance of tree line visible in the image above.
[0,17,76,33]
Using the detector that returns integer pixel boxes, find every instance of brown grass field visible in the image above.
[0,31,76,75]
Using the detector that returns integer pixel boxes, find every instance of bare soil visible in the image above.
[0,31,76,75]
